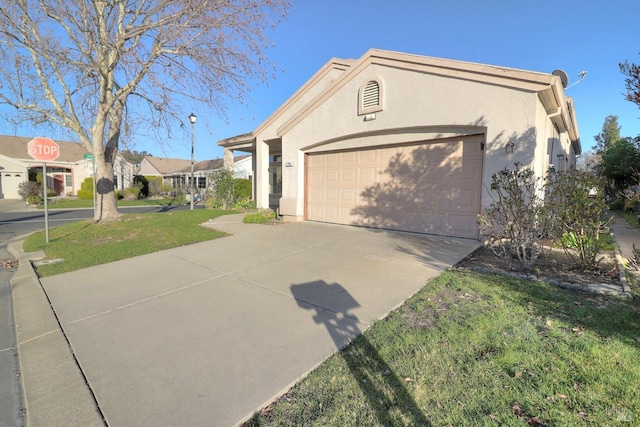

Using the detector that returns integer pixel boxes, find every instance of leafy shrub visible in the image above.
[18,180,42,200]
[26,195,43,206]
[608,199,624,211]
[478,165,549,271]
[204,197,222,210]
[134,175,149,197]
[234,178,252,199]
[207,169,235,209]
[146,176,162,196]
[545,169,611,270]
[234,198,256,210]
[77,190,92,200]
[243,210,275,224]
[77,177,94,200]
[123,183,143,200]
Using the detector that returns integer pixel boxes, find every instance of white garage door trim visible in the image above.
[305,135,484,239]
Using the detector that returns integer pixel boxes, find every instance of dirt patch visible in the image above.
[455,244,620,286]
[401,288,487,329]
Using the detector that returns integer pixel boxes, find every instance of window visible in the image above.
[198,177,206,189]
[269,154,282,195]
[358,78,383,115]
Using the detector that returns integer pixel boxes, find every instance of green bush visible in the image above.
[233,178,252,199]
[205,197,223,210]
[77,189,93,200]
[26,195,43,206]
[545,169,611,270]
[123,183,143,200]
[243,210,275,224]
[207,169,235,209]
[609,199,624,211]
[77,177,94,200]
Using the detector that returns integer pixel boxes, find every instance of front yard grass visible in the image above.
[246,270,640,426]
[41,196,185,209]
[23,209,232,277]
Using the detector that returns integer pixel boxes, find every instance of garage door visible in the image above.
[1,172,24,199]
[306,135,483,239]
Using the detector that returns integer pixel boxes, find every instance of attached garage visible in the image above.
[218,49,581,241]
[1,172,25,199]
[306,135,484,239]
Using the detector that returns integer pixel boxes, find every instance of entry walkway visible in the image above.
[10,214,480,426]
[610,212,640,291]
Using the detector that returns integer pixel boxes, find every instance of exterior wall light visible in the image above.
[363,113,376,121]
[557,154,565,161]
[505,141,515,154]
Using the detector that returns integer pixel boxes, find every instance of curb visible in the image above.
[8,240,105,427]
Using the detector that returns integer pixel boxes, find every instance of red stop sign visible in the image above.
[27,137,60,161]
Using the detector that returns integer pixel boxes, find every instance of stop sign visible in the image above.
[27,137,60,161]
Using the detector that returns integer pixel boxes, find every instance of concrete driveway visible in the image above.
[12,214,480,426]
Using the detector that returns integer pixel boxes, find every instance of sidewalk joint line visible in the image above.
[36,279,109,426]
[67,276,222,326]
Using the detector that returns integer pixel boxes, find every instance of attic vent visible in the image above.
[362,81,379,109]
[358,78,383,116]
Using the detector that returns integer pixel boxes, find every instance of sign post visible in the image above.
[84,153,96,218]
[27,137,60,243]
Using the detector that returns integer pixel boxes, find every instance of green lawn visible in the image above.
[41,196,185,209]
[245,270,640,426]
[23,209,231,277]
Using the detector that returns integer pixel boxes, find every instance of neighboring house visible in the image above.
[0,135,136,199]
[218,49,581,240]
[136,154,252,194]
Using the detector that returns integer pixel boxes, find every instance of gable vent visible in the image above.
[362,81,380,109]
[358,78,384,116]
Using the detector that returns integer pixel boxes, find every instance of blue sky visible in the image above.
[5,1,640,161]
[186,0,640,161]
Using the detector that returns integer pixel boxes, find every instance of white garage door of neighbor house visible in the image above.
[1,172,24,199]
[306,135,484,239]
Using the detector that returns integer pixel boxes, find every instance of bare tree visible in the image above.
[0,0,290,221]
[620,56,640,109]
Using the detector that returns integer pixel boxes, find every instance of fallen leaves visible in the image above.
[0,258,18,269]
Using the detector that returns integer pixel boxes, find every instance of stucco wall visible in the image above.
[233,156,253,179]
[278,63,541,218]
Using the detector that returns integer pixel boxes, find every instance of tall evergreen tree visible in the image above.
[594,115,621,153]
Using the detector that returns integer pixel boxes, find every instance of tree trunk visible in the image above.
[94,158,120,221]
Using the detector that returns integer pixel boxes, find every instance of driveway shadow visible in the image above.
[291,280,431,426]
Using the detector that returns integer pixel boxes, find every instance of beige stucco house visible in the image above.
[0,135,135,199]
[218,49,581,240]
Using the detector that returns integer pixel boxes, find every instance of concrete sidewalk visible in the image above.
[610,211,639,262]
[10,214,481,426]
[610,212,640,292]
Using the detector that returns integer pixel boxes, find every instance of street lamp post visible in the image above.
[188,112,197,210]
